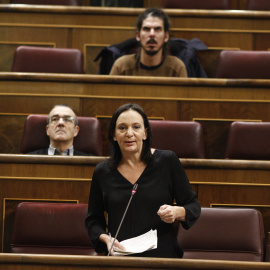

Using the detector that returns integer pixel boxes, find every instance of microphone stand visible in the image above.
[108,183,138,256]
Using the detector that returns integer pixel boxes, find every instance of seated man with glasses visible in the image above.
[28,104,88,156]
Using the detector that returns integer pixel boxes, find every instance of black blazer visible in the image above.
[27,148,91,156]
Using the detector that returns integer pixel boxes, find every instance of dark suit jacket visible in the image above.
[27,148,91,156]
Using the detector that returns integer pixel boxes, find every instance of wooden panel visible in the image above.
[0,24,70,48]
[197,184,270,206]
[1,253,270,270]
[0,23,266,52]
[0,7,140,26]
[179,101,270,121]
[84,98,178,120]
[0,114,27,153]
[254,33,270,51]
[4,73,270,100]
[171,29,254,50]
[237,0,248,9]
[85,44,108,74]
[71,27,135,48]
[0,97,81,114]
[2,4,270,31]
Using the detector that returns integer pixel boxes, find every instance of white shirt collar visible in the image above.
[48,145,74,156]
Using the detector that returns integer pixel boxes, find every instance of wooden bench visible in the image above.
[1,154,270,254]
[0,73,270,158]
[1,4,270,30]
[1,253,270,269]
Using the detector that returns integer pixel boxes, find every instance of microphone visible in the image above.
[107,183,138,256]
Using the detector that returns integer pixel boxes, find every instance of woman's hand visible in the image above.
[157,204,186,223]
[99,234,126,256]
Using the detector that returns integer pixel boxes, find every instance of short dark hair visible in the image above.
[47,104,78,126]
[136,8,171,32]
[108,103,153,170]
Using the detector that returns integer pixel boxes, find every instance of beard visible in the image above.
[141,38,164,56]
[144,49,159,56]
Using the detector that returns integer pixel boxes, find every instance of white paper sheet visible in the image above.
[113,229,157,256]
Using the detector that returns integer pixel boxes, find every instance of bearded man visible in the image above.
[109,8,187,77]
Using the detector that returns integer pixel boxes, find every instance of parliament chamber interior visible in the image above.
[1,0,270,269]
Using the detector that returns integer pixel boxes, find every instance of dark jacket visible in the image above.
[28,148,91,156]
[95,37,208,78]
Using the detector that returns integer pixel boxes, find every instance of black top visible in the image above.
[85,149,201,258]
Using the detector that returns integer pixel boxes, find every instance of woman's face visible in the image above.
[113,110,147,155]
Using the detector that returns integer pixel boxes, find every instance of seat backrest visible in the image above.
[149,120,205,158]
[177,207,265,261]
[216,50,270,79]
[11,0,80,5]
[246,0,270,10]
[20,114,103,156]
[10,202,96,255]
[12,46,84,73]
[225,121,270,160]
[266,233,270,262]
[161,0,231,9]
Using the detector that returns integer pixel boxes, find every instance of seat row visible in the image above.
[10,45,270,79]
[21,114,270,160]
[10,201,269,262]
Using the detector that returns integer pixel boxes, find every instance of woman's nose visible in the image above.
[126,127,134,136]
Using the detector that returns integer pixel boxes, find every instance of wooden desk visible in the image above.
[1,5,270,31]
[1,253,270,270]
[1,155,270,252]
[0,73,270,158]
[2,6,270,75]
[3,5,270,74]
[1,22,270,75]
[0,21,268,50]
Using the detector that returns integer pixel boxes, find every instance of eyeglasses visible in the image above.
[49,115,74,124]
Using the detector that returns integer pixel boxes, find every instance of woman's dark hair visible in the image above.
[136,8,171,33]
[108,103,153,170]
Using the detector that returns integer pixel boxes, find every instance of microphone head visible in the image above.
[132,183,138,195]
